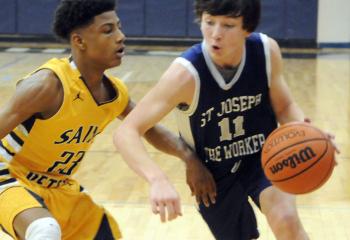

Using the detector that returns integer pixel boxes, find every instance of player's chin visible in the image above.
[109,58,122,67]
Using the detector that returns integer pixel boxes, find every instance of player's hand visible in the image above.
[149,178,182,222]
[325,132,340,154]
[304,118,340,162]
[324,132,340,167]
[185,157,217,207]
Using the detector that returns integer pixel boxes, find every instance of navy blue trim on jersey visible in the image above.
[0,141,14,156]
[22,115,36,133]
[0,169,10,176]
[0,178,16,187]
[9,131,24,146]
[0,224,11,237]
[94,214,115,240]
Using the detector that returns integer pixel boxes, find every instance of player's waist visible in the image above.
[205,155,261,177]
[23,170,74,188]
[8,162,76,189]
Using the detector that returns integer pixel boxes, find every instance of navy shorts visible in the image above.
[199,166,271,240]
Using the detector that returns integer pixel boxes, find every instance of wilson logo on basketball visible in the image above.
[269,146,316,174]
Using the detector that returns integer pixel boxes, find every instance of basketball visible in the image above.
[261,122,335,194]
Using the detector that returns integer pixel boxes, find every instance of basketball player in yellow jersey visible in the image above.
[0,0,196,239]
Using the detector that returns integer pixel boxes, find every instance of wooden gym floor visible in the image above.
[0,45,349,240]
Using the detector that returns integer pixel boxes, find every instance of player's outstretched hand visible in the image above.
[185,157,217,207]
[305,118,340,162]
[149,178,182,222]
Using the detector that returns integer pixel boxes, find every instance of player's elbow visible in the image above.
[113,124,130,151]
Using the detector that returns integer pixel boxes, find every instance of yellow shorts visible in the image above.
[0,171,121,240]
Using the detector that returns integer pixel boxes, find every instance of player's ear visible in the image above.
[71,32,86,51]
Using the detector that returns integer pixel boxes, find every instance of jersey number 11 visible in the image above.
[218,116,245,142]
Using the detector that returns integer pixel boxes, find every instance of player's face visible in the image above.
[200,13,250,67]
[79,11,125,69]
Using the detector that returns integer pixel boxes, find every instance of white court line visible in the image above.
[5,48,30,53]
[42,48,66,54]
[121,71,133,83]
[147,51,181,57]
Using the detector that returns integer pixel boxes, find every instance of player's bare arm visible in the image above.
[268,38,339,153]
[114,62,216,221]
[144,63,217,207]
[114,62,196,178]
[268,37,305,124]
[0,70,62,139]
[113,63,195,222]
[118,96,195,159]
[118,98,195,161]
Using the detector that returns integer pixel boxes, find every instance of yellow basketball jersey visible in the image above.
[0,57,128,189]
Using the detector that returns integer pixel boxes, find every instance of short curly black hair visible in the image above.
[53,0,116,41]
[194,0,260,32]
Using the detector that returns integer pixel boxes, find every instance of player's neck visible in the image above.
[214,48,243,69]
[71,54,105,89]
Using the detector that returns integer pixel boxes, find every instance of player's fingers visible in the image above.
[324,132,340,154]
[173,198,182,217]
[209,192,216,204]
[332,141,341,154]
[209,179,217,204]
[201,194,210,207]
[195,195,201,205]
[328,133,335,139]
[158,203,166,223]
[151,201,159,214]
[329,138,340,154]
[333,157,338,166]
[189,183,195,196]
[304,117,312,123]
[166,202,176,221]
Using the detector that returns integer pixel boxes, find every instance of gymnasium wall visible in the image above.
[0,0,348,47]
[317,0,350,47]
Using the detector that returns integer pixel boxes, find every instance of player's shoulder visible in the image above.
[267,36,280,52]
[16,68,62,103]
[180,43,203,61]
[167,58,196,84]
[247,32,279,48]
[20,69,60,90]
[251,33,281,61]
[183,43,202,54]
[266,36,282,63]
[173,43,204,73]
[9,68,63,117]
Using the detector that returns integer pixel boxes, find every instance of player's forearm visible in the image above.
[144,124,193,161]
[113,126,168,183]
[0,108,23,140]
[276,102,305,124]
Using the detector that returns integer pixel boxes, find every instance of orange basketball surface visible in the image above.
[261,122,335,194]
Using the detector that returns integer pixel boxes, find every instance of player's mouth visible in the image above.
[115,46,125,58]
[212,44,221,52]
